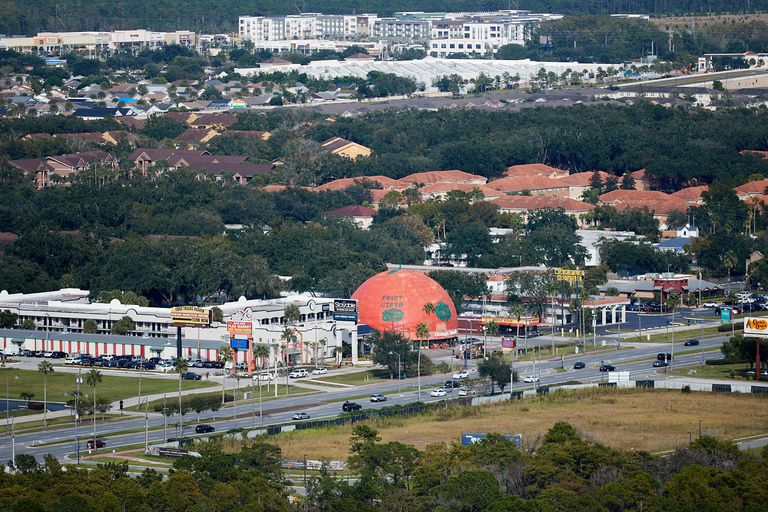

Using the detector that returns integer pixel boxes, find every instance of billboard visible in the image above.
[227,321,252,333]
[333,312,358,322]
[502,337,516,349]
[720,309,731,326]
[334,299,358,313]
[230,339,248,350]
[170,306,211,327]
[744,317,768,338]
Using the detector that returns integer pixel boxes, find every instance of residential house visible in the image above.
[558,171,613,200]
[629,169,655,191]
[208,98,233,110]
[258,57,292,69]
[654,225,700,253]
[189,113,238,130]
[45,151,119,179]
[71,107,133,120]
[344,53,375,61]
[502,163,569,179]
[321,137,372,160]
[218,130,271,141]
[174,128,220,146]
[491,195,595,227]
[9,158,54,188]
[599,189,688,230]
[129,148,210,174]
[326,205,377,229]
[400,170,487,186]
[487,175,569,196]
[417,182,505,202]
[670,185,708,205]
[734,179,768,200]
[314,175,404,192]
[185,162,274,184]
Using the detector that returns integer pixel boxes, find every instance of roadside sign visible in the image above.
[721,309,731,326]
[744,317,768,338]
[170,306,211,327]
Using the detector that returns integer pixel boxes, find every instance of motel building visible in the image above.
[0,288,363,368]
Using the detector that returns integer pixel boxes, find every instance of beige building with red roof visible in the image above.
[491,195,595,227]
[315,175,403,191]
[487,175,569,196]
[670,185,708,204]
[600,189,688,229]
[400,170,487,186]
[418,182,505,202]
[630,169,655,191]
[558,171,613,199]
[327,205,377,229]
[734,179,768,199]
[503,163,569,179]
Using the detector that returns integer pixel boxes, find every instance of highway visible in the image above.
[0,320,730,464]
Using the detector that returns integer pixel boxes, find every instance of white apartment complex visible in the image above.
[239,10,561,55]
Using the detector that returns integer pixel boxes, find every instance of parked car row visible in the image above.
[627,301,663,312]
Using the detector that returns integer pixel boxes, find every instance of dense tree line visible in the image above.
[5,0,768,35]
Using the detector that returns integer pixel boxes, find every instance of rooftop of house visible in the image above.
[315,175,404,191]
[670,185,709,201]
[491,195,595,212]
[558,171,613,186]
[487,175,567,192]
[503,163,569,178]
[327,205,378,217]
[399,170,487,185]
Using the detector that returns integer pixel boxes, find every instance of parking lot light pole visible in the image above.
[389,351,401,405]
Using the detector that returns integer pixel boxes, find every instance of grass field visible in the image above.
[128,385,309,413]
[0,368,216,409]
[254,388,768,461]
[669,363,764,381]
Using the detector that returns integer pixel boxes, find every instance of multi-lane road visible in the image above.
[0,315,730,464]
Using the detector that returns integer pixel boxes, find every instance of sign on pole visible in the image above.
[744,317,768,338]
[170,306,211,327]
[720,309,731,326]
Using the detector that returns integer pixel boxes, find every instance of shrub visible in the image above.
[681,385,691,394]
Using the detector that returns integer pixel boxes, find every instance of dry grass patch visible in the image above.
[254,388,768,461]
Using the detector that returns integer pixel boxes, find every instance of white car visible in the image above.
[289,369,308,378]
[156,363,174,373]
[311,367,327,375]
[257,372,275,381]
[458,388,476,396]
[523,375,539,383]
[43,351,54,357]
[430,388,447,397]
[453,370,469,379]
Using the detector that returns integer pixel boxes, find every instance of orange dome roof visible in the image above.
[351,269,458,340]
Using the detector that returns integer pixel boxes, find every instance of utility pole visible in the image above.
[163,395,167,442]
[144,399,149,449]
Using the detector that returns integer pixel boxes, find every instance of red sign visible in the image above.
[227,321,252,333]
[502,337,516,349]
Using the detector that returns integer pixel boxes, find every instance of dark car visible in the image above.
[444,380,461,389]
[653,360,669,367]
[342,401,362,412]
[195,424,215,433]
[21,349,34,357]
[86,440,106,449]
[203,361,215,368]
[149,357,163,364]
[684,339,700,346]
[599,365,616,372]
[51,351,66,359]
[182,372,201,380]
[573,361,586,369]
[657,352,673,361]
[137,362,155,370]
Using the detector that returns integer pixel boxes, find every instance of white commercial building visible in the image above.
[0,288,364,366]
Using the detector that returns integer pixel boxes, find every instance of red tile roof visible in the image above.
[612,200,687,215]
[315,176,404,191]
[670,185,708,201]
[491,195,595,212]
[327,205,377,217]
[558,171,613,186]
[418,182,504,198]
[599,189,680,203]
[400,170,487,185]
[734,179,768,195]
[488,175,568,193]
[503,163,569,178]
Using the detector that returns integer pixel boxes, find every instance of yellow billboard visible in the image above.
[170,306,211,327]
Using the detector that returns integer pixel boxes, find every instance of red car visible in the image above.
[86,440,106,449]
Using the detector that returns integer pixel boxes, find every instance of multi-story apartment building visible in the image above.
[238,10,560,52]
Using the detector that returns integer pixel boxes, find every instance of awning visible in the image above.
[148,346,165,352]
[10,338,24,344]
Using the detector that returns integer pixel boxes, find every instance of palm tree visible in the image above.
[218,346,233,404]
[333,346,344,366]
[38,361,54,429]
[723,250,737,294]
[420,302,436,402]
[280,327,296,367]
[415,323,429,386]
[319,337,328,364]
[310,342,319,366]
[174,358,188,438]
[510,303,528,355]
[85,369,102,447]
[284,304,300,324]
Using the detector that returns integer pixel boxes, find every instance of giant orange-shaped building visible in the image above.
[351,268,458,341]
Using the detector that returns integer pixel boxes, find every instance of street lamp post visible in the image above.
[389,351,401,405]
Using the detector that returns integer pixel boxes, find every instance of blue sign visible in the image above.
[230,339,248,350]
[333,312,358,322]
[461,433,521,447]
[721,309,731,326]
